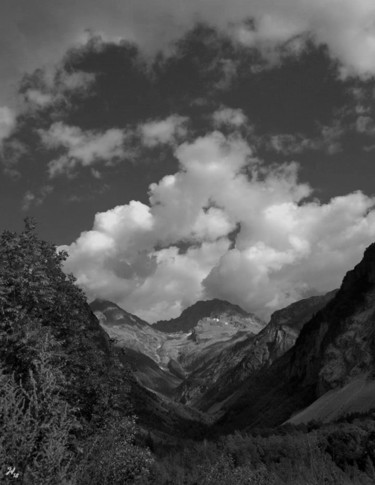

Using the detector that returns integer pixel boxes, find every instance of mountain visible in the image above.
[91,298,265,399]
[153,298,264,334]
[69,299,207,437]
[92,298,166,365]
[156,300,265,379]
[91,298,150,327]
[176,290,336,411]
[91,298,180,396]
[216,243,375,431]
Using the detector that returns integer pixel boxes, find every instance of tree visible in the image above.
[0,220,153,483]
[0,219,131,428]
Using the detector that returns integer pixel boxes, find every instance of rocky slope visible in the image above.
[91,299,180,396]
[177,291,336,411]
[91,299,164,362]
[91,298,265,397]
[83,300,208,436]
[217,243,375,431]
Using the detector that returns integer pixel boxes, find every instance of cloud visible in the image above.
[261,121,345,156]
[21,185,53,211]
[24,90,53,108]
[267,134,317,155]
[2,0,375,112]
[21,68,96,110]
[38,115,189,177]
[212,107,248,128]
[203,191,375,313]
[139,115,188,147]
[356,115,375,135]
[0,107,16,146]
[0,106,19,176]
[39,122,127,177]
[63,129,375,322]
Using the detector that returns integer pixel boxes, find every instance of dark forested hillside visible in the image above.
[216,243,375,432]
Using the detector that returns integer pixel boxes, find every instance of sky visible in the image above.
[2,1,375,322]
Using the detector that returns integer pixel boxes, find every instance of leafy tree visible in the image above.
[0,219,131,429]
[0,220,153,483]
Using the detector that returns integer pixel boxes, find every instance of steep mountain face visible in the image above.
[217,243,375,431]
[91,298,265,398]
[177,291,336,411]
[267,290,338,333]
[91,298,163,365]
[157,300,265,379]
[91,298,180,396]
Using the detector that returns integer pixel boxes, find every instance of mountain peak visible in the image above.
[90,299,150,327]
[90,298,123,313]
[153,298,264,334]
[181,298,249,316]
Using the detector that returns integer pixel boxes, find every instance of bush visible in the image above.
[0,219,133,431]
[76,418,153,484]
[198,453,277,485]
[0,333,77,484]
[0,220,148,483]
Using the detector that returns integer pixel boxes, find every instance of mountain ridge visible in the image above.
[90,297,266,399]
[153,298,264,334]
[216,242,375,431]
[90,298,151,327]
[176,290,337,411]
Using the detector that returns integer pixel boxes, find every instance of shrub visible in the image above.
[0,219,132,431]
[0,220,145,483]
[0,333,77,484]
[198,453,277,485]
[76,418,153,484]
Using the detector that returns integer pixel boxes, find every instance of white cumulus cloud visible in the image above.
[139,115,188,147]
[62,128,375,322]
[212,107,248,128]
[39,122,127,177]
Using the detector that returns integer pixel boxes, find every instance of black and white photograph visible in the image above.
[2,1,375,483]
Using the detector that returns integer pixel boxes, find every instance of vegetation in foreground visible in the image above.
[144,414,375,484]
[1,220,375,484]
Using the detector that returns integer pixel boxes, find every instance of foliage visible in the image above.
[0,219,131,430]
[0,333,77,484]
[197,453,277,485]
[146,416,375,485]
[0,220,152,483]
[76,418,153,484]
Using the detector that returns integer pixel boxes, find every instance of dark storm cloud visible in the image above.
[1,26,373,222]
[4,28,350,149]
[2,0,375,110]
